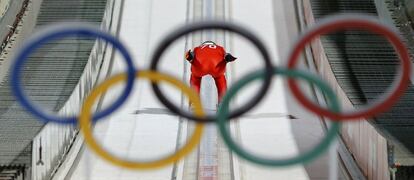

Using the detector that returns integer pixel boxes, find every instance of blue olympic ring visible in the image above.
[10,23,136,124]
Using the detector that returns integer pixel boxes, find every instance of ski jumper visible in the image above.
[187,43,231,103]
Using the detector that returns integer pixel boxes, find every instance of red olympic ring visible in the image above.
[287,14,411,121]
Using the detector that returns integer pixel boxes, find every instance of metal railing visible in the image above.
[0,0,28,54]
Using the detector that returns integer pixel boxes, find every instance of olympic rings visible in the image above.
[287,14,412,121]
[149,21,274,123]
[217,67,341,166]
[8,13,412,168]
[11,23,136,124]
[79,70,205,169]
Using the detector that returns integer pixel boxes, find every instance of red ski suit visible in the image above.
[189,44,228,102]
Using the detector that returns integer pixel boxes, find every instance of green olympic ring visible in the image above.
[217,67,341,166]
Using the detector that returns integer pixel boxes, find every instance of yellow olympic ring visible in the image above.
[79,70,205,169]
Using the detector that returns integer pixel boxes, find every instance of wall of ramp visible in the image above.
[0,0,118,179]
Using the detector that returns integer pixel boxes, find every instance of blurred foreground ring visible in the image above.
[217,67,341,166]
[150,21,274,123]
[287,14,411,121]
[79,70,205,169]
[10,23,136,124]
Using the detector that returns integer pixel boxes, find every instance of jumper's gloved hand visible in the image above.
[185,50,194,62]
[225,53,237,62]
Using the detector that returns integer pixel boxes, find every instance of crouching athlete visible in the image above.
[185,41,237,105]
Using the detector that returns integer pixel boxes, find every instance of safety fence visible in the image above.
[0,0,28,54]
[0,0,27,85]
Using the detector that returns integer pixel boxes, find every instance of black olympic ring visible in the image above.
[149,21,274,123]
